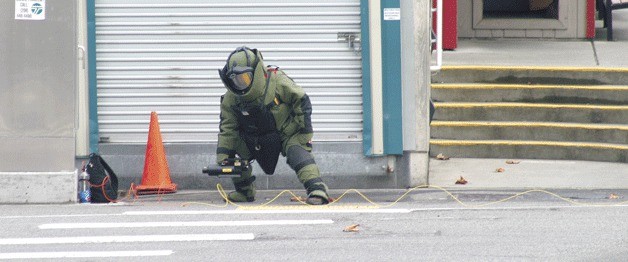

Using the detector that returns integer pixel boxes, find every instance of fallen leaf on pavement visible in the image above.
[436,153,450,160]
[455,176,468,185]
[506,160,521,164]
[343,224,360,232]
[496,168,505,173]
[608,193,619,199]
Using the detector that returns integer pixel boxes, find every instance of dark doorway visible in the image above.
[483,0,559,19]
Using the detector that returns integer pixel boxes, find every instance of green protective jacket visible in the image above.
[216,67,314,164]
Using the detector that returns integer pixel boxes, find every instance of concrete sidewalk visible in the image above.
[429,10,628,190]
[429,158,627,189]
[118,186,628,207]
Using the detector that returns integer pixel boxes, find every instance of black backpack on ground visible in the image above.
[86,153,119,203]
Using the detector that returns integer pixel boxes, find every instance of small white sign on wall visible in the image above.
[383,8,400,21]
[15,0,46,20]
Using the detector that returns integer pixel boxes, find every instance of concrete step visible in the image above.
[433,102,628,124]
[432,83,628,104]
[431,121,628,145]
[432,66,628,86]
[430,139,628,163]
[430,66,627,163]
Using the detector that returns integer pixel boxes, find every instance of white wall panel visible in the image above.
[95,0,362,143]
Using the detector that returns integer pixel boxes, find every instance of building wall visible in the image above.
[458,0,589,39]
[0,0,78,203]
[89,0,434,190]
[93,0,363,144]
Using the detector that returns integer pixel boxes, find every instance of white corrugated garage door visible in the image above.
[95,0,363,143]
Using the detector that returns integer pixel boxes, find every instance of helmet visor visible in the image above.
[230,71,253,90]
[227,65,254,91]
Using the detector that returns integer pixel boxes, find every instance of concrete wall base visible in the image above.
[0,172,77,204]
[399,151,430,187]
[97,142,414,191]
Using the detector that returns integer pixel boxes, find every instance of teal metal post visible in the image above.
[87,0,99,153]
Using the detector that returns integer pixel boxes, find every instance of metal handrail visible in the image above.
[430,0,443,72]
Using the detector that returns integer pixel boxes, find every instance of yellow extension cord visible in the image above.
[179,183,628,209]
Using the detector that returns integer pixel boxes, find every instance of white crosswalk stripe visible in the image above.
[39,219,334,229]
[0,233,255,245]
[0,250,173,259]
[0,208,345,259]
[124,208,411,215]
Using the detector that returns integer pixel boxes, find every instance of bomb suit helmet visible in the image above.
[218,47,266,99]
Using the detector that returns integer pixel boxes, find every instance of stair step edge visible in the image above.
[430,139,628,150]
[430,121,628,131]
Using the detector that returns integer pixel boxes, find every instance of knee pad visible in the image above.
[286,145,316,172]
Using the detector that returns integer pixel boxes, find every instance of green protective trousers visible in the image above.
[230,132,320,187]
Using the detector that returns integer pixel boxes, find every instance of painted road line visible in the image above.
[0,213,123,219]
[40,219,334,229]
[124,208,412,216]
[0,208,411,220]
[0,234,254,245]
[408,205,628,212]
[0,250,173,259]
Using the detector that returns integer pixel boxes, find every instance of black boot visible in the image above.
[227,176,256,202]
[304,178,330,205]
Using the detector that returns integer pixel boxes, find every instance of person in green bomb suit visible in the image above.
[216,46,331,205]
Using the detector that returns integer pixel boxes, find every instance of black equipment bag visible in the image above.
[86,153,119,203]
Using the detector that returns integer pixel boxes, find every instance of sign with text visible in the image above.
[383,8,400,21]
[15,0,45,20]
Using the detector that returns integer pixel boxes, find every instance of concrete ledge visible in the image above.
[434,102,628,124]
[0,172,76,204]
[431,121,628,144]
[432,83,628,104]
[430,140,627,162]
[433,66,628,85]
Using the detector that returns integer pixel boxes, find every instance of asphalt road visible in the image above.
[0,189,626,261]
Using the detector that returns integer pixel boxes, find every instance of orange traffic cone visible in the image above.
[133,111,177,195]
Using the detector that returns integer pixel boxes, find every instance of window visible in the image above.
[473,0,568,30]
[483,0,559,19]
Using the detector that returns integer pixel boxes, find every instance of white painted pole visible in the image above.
[400,0,432,187]
[368,0,384,155]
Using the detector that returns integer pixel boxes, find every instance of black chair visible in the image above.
[598,0,628,41]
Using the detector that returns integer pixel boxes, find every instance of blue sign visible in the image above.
[31,3,43,15]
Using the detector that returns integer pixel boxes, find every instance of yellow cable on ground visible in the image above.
[181,184,628,209]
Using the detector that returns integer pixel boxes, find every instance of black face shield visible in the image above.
[218,47,260,95]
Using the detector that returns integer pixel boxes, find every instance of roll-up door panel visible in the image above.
[95,0,362,143]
